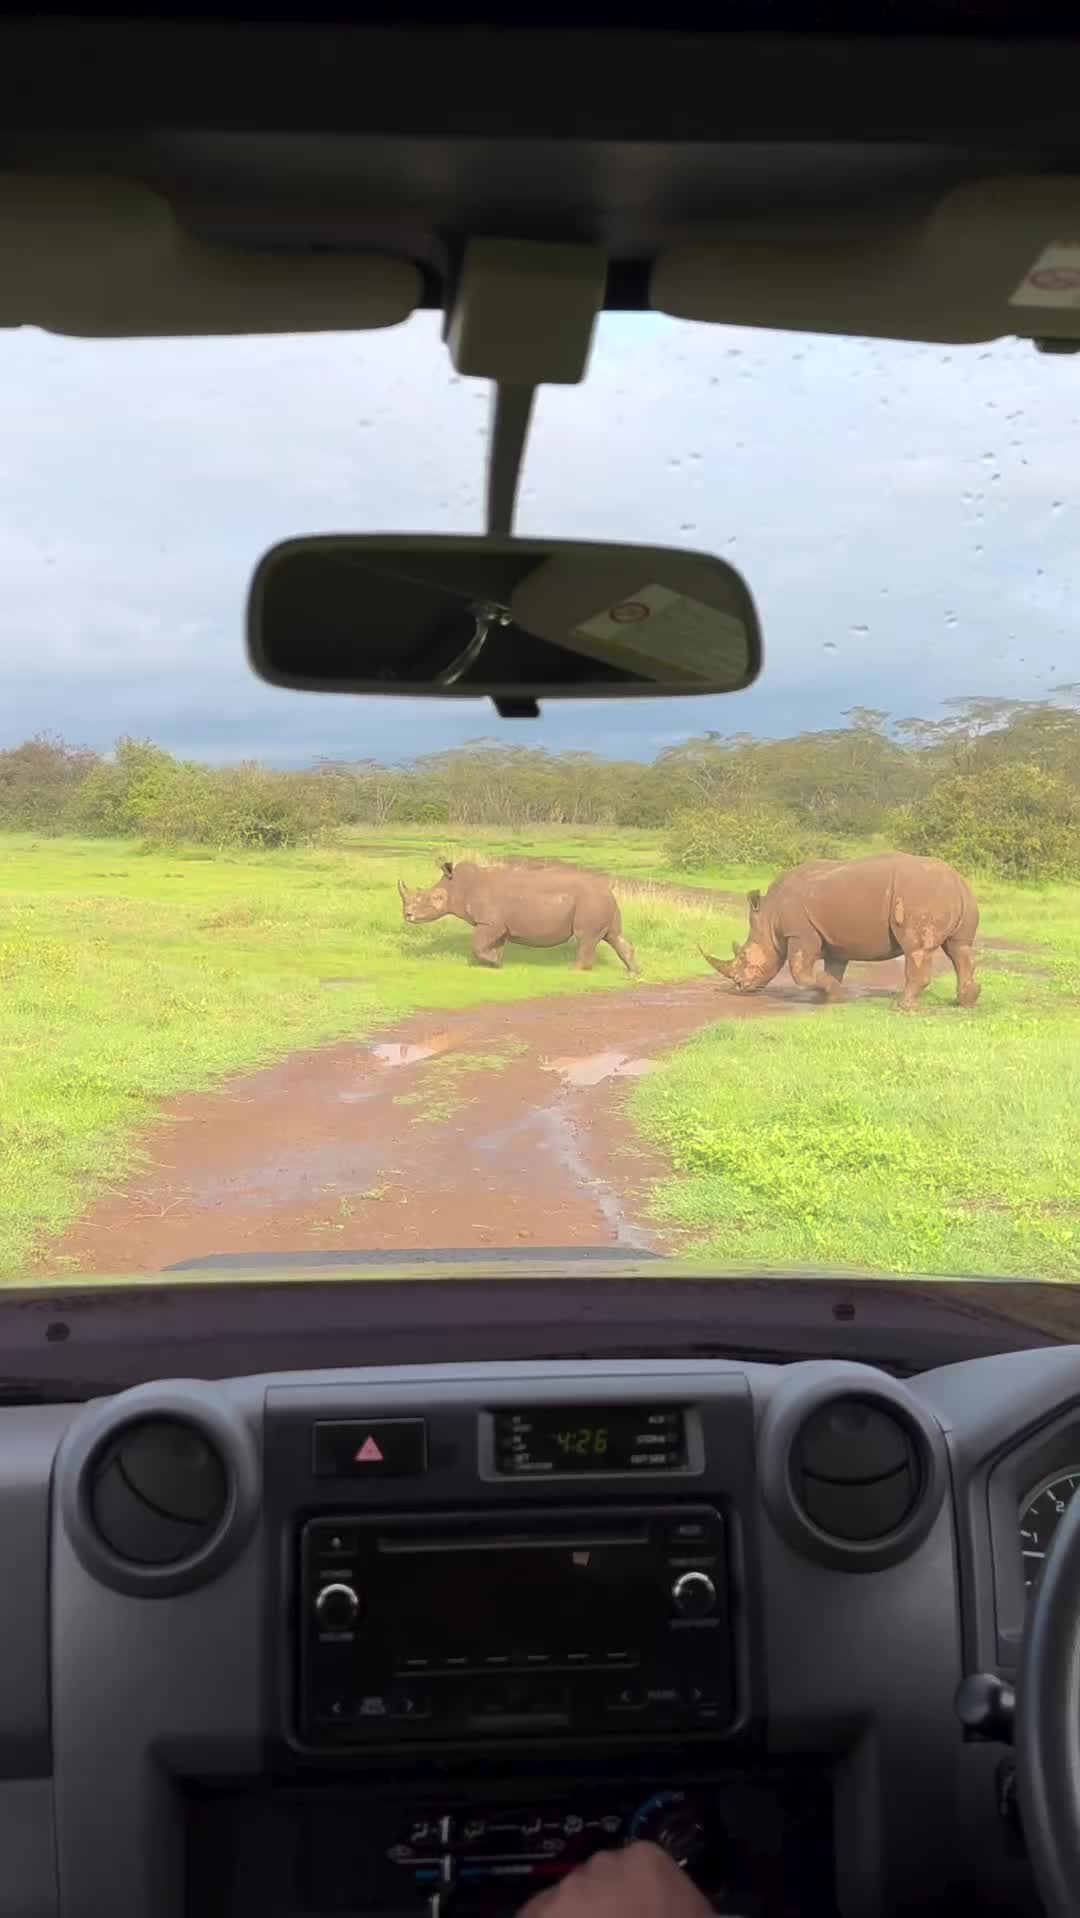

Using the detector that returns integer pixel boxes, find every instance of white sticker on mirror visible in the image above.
[1010,242,1080,308]
[574,583,745,678]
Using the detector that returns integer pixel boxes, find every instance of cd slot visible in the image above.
[380,1522,648,1555]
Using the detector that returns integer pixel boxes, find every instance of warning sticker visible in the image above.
[1010,242,1080,309]
[574,583,746,681]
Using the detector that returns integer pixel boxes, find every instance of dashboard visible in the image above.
[4,1343,1080,1918]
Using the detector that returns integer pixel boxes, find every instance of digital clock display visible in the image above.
[493,1405,687,1476]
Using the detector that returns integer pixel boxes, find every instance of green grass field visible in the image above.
[1,827,1077,1282]
[0,830,735,1276]
[632,877,1080,1279]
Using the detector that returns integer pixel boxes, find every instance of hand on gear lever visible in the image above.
[518,1841,714,1916]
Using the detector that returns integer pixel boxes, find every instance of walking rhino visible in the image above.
[398,860,639,973]
[702,852,979,1011]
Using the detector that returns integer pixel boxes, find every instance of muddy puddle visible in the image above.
[180,1141,384,1213]
[368,1034,452,1069]
[544,1050,658,1088]
[473,1106,653,1251]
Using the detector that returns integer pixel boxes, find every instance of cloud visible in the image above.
[0,313,1075,763]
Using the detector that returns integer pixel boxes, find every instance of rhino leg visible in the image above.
[944,937,980,1009]
[605,930,639,975]
[788,940,840,998]
[896,946,934,1012]
[470,923,507,968]
[574,934,600,971]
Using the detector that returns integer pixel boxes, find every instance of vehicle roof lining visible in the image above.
[7,135,1045,298]
[5,23,1080,335]
[4,23,1080,144]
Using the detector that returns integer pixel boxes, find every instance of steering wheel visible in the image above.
[1017,1480,1080,1915]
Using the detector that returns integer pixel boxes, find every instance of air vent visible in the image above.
[791,1397,920,1542]
[89,1418,229,1565]
[59,1382,260,1596]
[759,1369,945,1572]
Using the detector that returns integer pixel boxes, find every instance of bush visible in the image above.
[664,803,816,873]
[139,764,341,850]
[892,762,1080,883]
[0,735,98,831]
[62,737,180,837]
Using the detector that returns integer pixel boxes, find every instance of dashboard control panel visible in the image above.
[186,1773,837,1916]
[298,1504,732,1747]
[365,1787,723,1911]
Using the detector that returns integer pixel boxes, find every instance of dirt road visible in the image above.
[46,941,982,1275]
[45,973,816,1274]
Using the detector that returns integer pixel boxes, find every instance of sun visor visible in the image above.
[651,177,1080,346]
[0,176,421,336]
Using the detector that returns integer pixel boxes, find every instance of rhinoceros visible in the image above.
[398,860,639,972]
[702,852,979,1011]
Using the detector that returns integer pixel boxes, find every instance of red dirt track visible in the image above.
[44,956,930,1276]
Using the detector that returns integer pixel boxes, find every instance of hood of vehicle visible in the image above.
[161,1245,663,1275]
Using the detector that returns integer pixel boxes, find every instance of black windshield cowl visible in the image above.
[0,1271,1070,1402]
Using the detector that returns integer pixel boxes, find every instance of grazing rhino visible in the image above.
[398,860,639,973]
[702,852,979,1012]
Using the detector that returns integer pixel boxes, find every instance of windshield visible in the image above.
[1,313,1076,1285]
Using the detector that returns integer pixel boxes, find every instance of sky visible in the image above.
[1,309,1078,766]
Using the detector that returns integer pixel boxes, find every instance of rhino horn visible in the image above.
[699,946,736,980]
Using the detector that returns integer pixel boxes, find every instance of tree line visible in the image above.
[2,692,1080,881]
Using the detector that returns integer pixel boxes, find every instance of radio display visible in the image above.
[494,1405,687,1475]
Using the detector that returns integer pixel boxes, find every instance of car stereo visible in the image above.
[298,1503,731,1749]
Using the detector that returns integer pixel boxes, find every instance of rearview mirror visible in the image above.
[246,536,761,712]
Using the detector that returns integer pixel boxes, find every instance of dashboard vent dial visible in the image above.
[89,1417,229,1565]
[59,1382,260,1596]
[759,1369,946,1572]
[791,1397,920,1541]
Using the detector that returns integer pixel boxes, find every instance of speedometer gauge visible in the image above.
[1019,1470,1080,1592]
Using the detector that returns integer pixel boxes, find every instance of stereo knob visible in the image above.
[315,1581,361,1630]
[671,1570,717,1619]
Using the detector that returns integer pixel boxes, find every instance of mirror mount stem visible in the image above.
[486,383,536,538]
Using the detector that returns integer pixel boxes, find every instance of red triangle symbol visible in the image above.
[354,1435,384,1463]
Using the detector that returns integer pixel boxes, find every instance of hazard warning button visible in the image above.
[312,1419,428,1480]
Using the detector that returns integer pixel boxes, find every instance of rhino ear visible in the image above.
[747,890,762,913]
[397,878,408,900]
[731,939,741,957]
